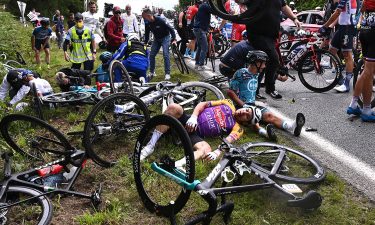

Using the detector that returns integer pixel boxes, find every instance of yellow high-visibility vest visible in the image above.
[70,26,92,63]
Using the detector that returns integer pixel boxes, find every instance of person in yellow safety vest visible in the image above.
[63,13,96,71]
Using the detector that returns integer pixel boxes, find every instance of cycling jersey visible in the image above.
[231,23,246,41]
[32,26,52,40]
[337,0,357,25]
[186,5,199,26]
[229,68,258,104]
[197,99,243,141]
[29,78,53,96]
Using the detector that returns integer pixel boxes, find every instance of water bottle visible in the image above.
[37,164,64,177]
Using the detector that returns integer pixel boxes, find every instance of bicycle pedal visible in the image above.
[91,183,103,209]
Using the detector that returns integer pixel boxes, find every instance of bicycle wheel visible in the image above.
[1,186,53,225]
[83,93,150,167]
[31,82,44,120]
[16,51,27,65]
[5,60,23,69]
[298,48,342,93]
[42,91,92,104]
[200,75,228,86]
[133,115,195,217]
[94,88,111,100]
[242,142,326,183]
[171,44,185,74]
[109,60,134,95]
[0,114,72,163]
[353,59,375,108]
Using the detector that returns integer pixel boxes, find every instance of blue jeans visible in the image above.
[193,28,208,66]
[149,36,171,74]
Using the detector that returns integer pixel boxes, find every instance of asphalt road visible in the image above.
[184,57,375,201]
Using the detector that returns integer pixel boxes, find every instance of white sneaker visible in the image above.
[334,84,349,93]
[140,145,155,161]
[148,72,156,78]
[165,74,171,80]
[139,77,146,84]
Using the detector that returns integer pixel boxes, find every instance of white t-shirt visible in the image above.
[82,11,104,38]
[29,78,53,96]
[121,13,139,35]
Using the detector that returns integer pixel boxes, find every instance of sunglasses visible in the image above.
[114,11,121,14]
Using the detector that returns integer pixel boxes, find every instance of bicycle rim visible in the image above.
[242,142,326,183]
[1,186,53,225]
[42,91,92,104]
[32,82,44,121]
[133,115,195,217]
[109,60,134,95]
[0,114,72,164]
[298,49,342,93]
[83,93,150,167]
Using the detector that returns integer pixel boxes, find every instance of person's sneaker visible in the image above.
[165,74,171,80]
[140,145,155,161]
[256,94,267,100]
[360,112,375,122]
[197,65,209,71]
[183,53,190,58]
[334,84,350,93]
[139,77,146,84]
[265,90,282,99]
[148,72,156,78]
[346,106,362,116]
[294,113,305,137]
[266,124,277,141]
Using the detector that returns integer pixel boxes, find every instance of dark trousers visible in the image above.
[248,34,279,92]
[71,60,94,71]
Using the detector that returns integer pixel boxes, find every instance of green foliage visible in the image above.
[294,0,326,11]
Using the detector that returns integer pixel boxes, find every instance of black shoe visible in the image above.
[294,113,305,137]
[266,124,277,141]
[256,94,267,100]
[266,90,282,99]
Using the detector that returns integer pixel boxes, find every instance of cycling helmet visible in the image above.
[74,13,83,21]
[127,33,139,42]
[40,18,50,26]
[241,30,247,39]
[290,1,295,5]
[21,70,33,78]
[246,50,268,64]
[99,41,107,49]
[99,51,113,63]
[6,70,22,84]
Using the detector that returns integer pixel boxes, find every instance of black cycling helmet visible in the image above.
[6,70,21,84]
[74,12,83,21]
[98,41,107,50]
[246,50,268,64]
[40,18,50,26]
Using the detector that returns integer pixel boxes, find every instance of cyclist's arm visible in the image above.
[112,42,127,61]
[226,123,244,143]
[323,2,343,28]
[227,89,244,107]
[0,77,10,101]
[191,102,210,117]
[9,85,30,105]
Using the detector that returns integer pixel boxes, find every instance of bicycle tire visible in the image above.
[200,75,228,86]
[83,93,150,167]
[178,81,225,100]
[16,51,27,65]
[109,60,134,95]
[31,82,44,120]
[352,59,375,108]
[5,60,23,69]
[133,115,195,217]
[0,114,72,162]
[242,142,326,183]
[42,91,92,104]
[2,186,53,225]
[171,44,185,74]
[298,48,342,93]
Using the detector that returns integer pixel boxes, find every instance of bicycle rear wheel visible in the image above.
[1,186,53,225]
[298,48,342,93]
[242,142,326,183]
[0,114,72,163]
[353,59,375,108]
[31,82,44,120]
[42,91,92,104]
[109,60,134,95]
[133,115,195,217]
[83,93,150,167]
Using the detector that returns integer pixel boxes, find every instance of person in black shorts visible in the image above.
[31,18,52,70]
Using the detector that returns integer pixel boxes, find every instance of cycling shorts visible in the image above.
[359,27,375,62]
[330,25,355,51]
[35,39,50,50]
[231,23,246,42]
[178,113,204,146]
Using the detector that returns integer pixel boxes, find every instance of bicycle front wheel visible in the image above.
[133,115,195,217]
[1,186,53,225]
[0,114,73,163]
[83,93,150,167]
[42,91,92,104]
[109,60,134,95]
[242,142,326,183]
[298,48,342,93]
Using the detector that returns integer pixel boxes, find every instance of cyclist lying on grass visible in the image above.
[55,68,92,92]
[227,50,305,139]
[140,99,263,168]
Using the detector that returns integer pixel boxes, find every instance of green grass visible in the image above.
[0,10,375,225]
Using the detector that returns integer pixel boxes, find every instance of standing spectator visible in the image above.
[243,0,301,99]
[67,13,76,29]
[185,0,201,58]
[142,8,177,80]
[63,13,96,71]
[193,0,211,71]
[106,6,125,52]
[176,7,189,55]
[82,1,106,44]
[52,10,64,49]
[122,4,139,38]
[31,18,52,70]
[28,8,41,27]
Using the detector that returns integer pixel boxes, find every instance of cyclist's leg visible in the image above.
[261,108,305,136]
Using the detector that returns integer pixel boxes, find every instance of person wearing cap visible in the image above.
[82,1,106,44]
[63,12,96,71]
[106,6,125,52]
[142,7,177,80]
[31,18,52,70]
[0,69,42,107]
[122,4,139,38]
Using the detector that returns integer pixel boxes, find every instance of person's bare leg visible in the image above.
[45,48,50,68]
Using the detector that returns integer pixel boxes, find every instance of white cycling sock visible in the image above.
[146,129,163,148]
[258,127,267,138]
[362,105,374,116]
[175,157,186,168]
[349,96,359,109]
[282,120,296,132]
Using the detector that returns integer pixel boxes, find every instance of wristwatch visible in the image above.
[92,51,97,54]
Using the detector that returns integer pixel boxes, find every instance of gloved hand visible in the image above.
[185,115,198,132]
[204,149,221,161]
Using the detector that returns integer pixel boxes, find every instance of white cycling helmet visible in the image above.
[127,33,139,42]
[290,1,295,5]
